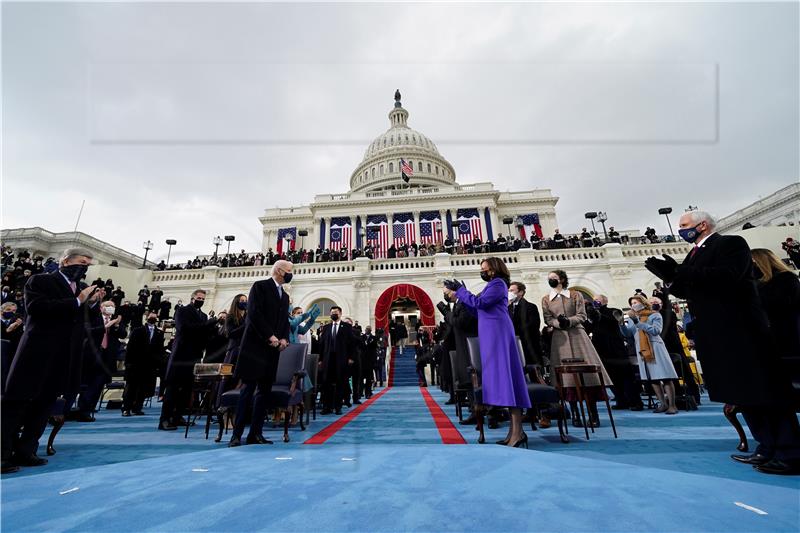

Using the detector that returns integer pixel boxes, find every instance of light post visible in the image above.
[584,212,598,236]
[224,235,235,256]
[686,205,698,212]
[298,229,308,250]
[142,240,153,268]
[658,207,675,240]
[212,235,223,258]
[165,239,177,265]
[502,216,513,237]
[597,211,609,241]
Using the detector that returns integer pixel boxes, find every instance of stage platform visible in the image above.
[1,384,798,532]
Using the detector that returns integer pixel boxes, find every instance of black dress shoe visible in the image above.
[1,461,20,474]
[158,421,177,431]
[76,413,95,422]
[320,409,332,415]
[133,410,146,416]
[335,409,342,415]
[121,410,132,417]
[630,405,644,411]
[246,435,273,445]
[731,453,771,465]
[12,453,47,467]
[228,437,242,447]
[611,404,630,410]
[753,459,800,475]
[445,398,456,405]
[353,400,362,405]
[171,417,189,427]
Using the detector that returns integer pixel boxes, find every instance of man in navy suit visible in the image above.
[647,210,800,475]
[319,306,358,415]
[1,248,103,473]
[123,311,165,416]
[228,260,292,446]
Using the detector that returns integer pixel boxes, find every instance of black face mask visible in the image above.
[282,272,293,284]
[330,314,340,322]
[480,271,491,282]
[548,279,559,288]
[60,264,88,281]
[193,299,205,309]
[237,301,248,310]
[147,317,157,324]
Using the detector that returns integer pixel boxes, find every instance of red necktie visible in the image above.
[689,246,699,259]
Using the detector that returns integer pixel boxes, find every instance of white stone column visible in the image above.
[439,209,447,243]
[413,210,421,245]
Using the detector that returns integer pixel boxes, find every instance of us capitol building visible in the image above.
[8,91,714,329]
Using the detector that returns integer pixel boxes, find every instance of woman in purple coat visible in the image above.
[444,257,531,448]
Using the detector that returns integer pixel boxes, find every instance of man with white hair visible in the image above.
[1,248,103,473]
[646,210,800,475]
[228,260,292,446]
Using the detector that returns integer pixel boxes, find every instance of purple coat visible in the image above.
[456,279,531,409]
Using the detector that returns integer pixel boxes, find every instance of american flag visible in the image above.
[276,227,296,255]
[518,213,543,240]
[419,211,442,245]
[392,212,416,247]
[456,208,483,246]
[329,217,352,258]
[400,158,413,183]
[366,215,389,258]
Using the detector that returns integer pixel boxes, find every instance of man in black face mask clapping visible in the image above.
[1,247,102,473]
[159,289,217,431]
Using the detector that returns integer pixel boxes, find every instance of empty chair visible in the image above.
[304,353,320,425]
[268,343,307,443]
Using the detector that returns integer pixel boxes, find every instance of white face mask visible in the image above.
[631,302,645,312]
[104,306,116,315]
[508,291,517,302]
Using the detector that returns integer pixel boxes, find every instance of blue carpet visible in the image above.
[2,381,798,532]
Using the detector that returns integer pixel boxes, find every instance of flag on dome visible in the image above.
[518,214,543,240]
[276,227,296,255]
[400,158,413,183]
[366,215,389,258]
[455,208,483,246]
[329,217,352,258]
[393,212,416,247]
[419,211,442,245]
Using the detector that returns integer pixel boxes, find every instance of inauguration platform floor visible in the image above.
[2,352,798,533]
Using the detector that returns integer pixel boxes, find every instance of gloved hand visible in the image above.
[557,315,570,330]
[644,254,678,282]
[443,279,463,291]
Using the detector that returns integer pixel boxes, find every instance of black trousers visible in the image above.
[1,392,56,458]
[123,373,153,412]
[322,375,347,412]
[350,360,362,402]
[605,360,642,408]
[232,376,274,440]
[741,407,800,462]
[159,379,192,424]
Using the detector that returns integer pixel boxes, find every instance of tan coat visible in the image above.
[541,290,612,388]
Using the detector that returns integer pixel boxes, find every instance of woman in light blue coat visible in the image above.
[625,294,679,414]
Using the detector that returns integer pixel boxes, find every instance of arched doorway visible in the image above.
[374,284,436,333]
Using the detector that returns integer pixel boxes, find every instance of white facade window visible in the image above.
[389,162,394,172]
[380,164,384,175]
[418,162,422,172]
[372,168,376,178]
[427,163,432,173]
[435,165,439,175]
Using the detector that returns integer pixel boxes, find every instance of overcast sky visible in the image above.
[3,2,798,263]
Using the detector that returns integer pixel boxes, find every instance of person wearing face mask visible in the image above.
[1,302,24,391]
[1,248,102,473]
[444,257,531,448]
[228,260,292,446]
[74,300,126,422]
[625,295,679,415]
[289,304,321,346]
[648,211,799,475]
[123,312,165,416]
[585,295,643,411]
[204,311,230,364]
[223,294,248,367]
[160,289,217,431]
[541,269,612,428]
[507,282,544,370]
[319,306,358,415]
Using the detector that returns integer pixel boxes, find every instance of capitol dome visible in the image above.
[349,91,457,193]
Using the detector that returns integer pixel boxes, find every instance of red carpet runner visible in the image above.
[420,387,467,444]
[303,387,392,445]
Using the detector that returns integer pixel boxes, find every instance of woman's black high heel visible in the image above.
[510,433,528,449]
[496,438,510,445]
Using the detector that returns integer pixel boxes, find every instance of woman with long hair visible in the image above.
[625,294,679,415]
[751,248,800,360]
[541,269,613,427]
[224,294,248,367]
[444,257,531,448]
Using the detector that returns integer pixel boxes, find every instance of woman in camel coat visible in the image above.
[541,269,612,427]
